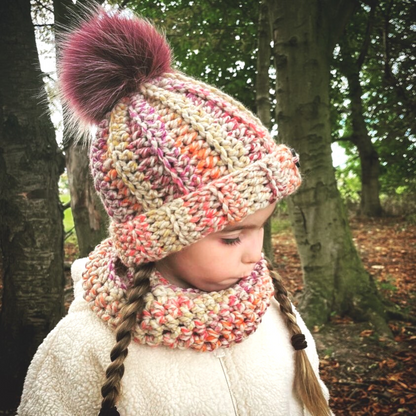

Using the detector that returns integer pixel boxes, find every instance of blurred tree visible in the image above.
[267,0,390,330]
[54,0,109,257]
[336,2,383,217]
[332,0,416,206]
[367,0,416,194]
[0,0,65,408]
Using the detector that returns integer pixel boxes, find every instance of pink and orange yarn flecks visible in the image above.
[89,72,302,266]
[82,239,275,352]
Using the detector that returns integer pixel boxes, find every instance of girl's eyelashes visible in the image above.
[221,237,241,246]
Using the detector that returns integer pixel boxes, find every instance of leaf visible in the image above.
[360,329,374,337]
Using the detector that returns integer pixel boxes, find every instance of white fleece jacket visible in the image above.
[17,258,329,416]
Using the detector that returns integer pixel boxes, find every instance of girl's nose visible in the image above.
[242,231,263,264]
[242,250,262,265]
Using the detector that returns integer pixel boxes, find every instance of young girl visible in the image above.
[18,7,332,416]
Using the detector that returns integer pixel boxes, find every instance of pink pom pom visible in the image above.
[59,8,172,125]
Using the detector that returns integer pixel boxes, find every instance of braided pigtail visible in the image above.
[99,262,154,416]
[266,259,331,416]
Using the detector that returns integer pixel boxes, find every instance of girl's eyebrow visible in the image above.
[221,212,274,232]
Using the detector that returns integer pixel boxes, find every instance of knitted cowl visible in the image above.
[82,239,275,352]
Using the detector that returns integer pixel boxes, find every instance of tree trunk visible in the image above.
[346,69,383,217]
[256,0,274,262]
[54,0,109,258]
[64,141,108,257]
[338,5,383,217]
[267,0,389,332]
[0,0,65,408]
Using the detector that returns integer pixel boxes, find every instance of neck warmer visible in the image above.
[82,238,274,352]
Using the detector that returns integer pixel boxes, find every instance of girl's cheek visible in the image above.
[251,229,264,247]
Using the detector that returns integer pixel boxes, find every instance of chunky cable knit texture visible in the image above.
[83,239,274,351]
[90,71,301,266]
[59,8,302,268]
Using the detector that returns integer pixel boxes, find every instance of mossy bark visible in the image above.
[346,70,383,217]
[338,30,383,217]
[64,142,109,257]
[267,0,390,333]
[0,0,65,408]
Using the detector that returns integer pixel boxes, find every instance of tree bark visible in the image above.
[0,0,65,408]
[64,141,108,256]
[338,4,383,217]
[256,0,274,262]
[345,68,383,217]
[267,0,389,332]
[54,0,108,257]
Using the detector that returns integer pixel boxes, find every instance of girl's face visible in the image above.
[155,202,277,292]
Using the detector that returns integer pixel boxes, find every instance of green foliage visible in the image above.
[113,0,260,111]
[380,190,416,217]
[335,166,361,203]
[406,213,416,225]
[323,347,334,358]
[376,275,398,294]
[271,201,291,234]
[59,193,77,244]
[331,0,416,197]
[60,194,73,231]
[271,217,291,234]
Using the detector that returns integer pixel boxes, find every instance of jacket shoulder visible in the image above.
[18,302,112,416]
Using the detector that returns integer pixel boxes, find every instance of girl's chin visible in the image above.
[200,278,242,292]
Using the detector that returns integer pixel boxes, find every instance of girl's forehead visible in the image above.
[222,203,277,231]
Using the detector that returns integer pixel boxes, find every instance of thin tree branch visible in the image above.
[333,135,352,142]
[357,1,377,69]
[328,0,360,49]
[381,0,394,73]
[33,23,54,28]
[337,134,359,145]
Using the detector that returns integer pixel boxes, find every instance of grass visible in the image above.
[60,194,73,230]
[271,215,292,234]
[60,194,77,245]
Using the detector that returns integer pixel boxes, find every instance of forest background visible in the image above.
[0,0,415,414]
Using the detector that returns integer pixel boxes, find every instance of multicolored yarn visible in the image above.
[57,9,323,416]
[90,71,301,266]
[61,8,302,265]
[83,239,274,351]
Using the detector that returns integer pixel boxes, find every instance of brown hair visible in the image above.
[267,259,331,416]
[99,262,154,415]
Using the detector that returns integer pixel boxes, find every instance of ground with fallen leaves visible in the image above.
[273,216,416,416]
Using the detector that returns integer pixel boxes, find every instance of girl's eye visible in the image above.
[221,237,241,246]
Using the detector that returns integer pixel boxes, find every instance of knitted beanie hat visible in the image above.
[59,8,302,267]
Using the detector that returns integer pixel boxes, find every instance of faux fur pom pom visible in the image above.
[59,8,172,125]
